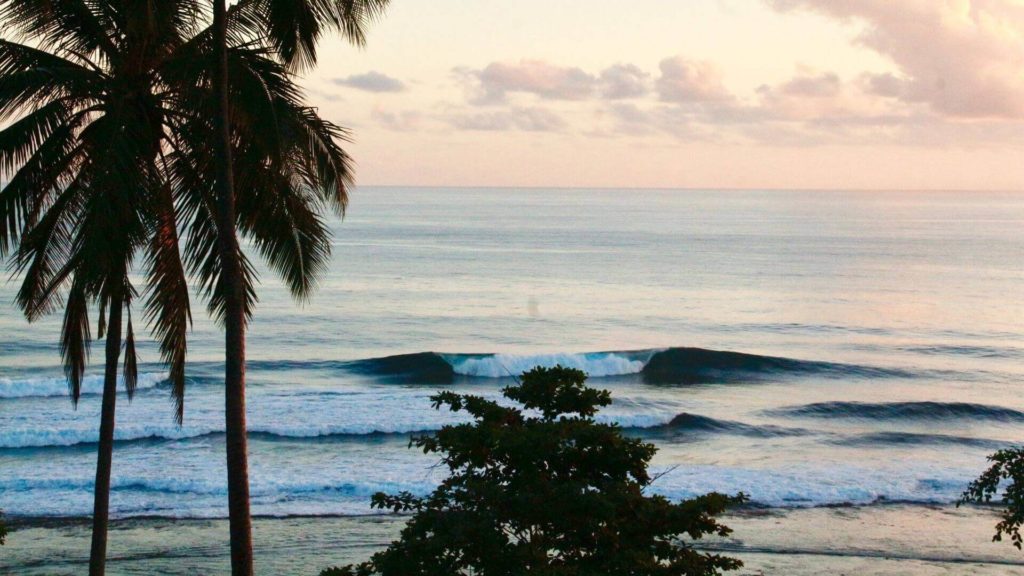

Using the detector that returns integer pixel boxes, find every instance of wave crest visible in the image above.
[445,352,650,378]
[0,373,165,399]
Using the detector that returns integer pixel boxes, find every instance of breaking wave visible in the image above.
[343,347,906,384]
[0,373,166,399]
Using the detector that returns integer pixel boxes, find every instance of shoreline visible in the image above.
[3,504,1023,575]
[1,498,1004,524]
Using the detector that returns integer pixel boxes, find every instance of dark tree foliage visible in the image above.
[322,366,746,576]
[960,447,1024,549]
[0,510,6,546]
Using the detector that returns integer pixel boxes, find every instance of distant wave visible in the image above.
[2,348,907,395]
[899,344,1024,360]
[652,414,1009,448]
[0,475,432,500]
[769,401,1024,422]
[3,409,818,450]
[645,413,811,438]
[829,431,1007,449]
[0,373,166,399]
[638,348,907,383]
[0,422,436,449]
[9,408,1013,451]
[342,352,458,383]
[0,410,693,449]
[342,347,905,384]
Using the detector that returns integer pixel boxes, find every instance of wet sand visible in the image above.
[2,505,1023,575]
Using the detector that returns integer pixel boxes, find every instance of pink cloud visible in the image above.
[766,0,1024,118]
[471,60,598,102]
[448,107,567,132]
[600,64,651,99]
[656,57,733,103]
[777,71,842,98]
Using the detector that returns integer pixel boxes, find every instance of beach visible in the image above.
[3,505,1023,575]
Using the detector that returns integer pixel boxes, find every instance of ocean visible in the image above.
[1,187,1023,527]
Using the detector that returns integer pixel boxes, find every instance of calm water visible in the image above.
[1,188,1023,518]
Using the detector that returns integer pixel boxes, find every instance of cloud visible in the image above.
[859,72,907,99]
[777,70,841,98]
[764,0,1024,118]
[591,60,935,145]
[470,60,598,102]
[656,57,733,103]
[331,71,406,93]
[444,45,1024,147]
[371,107,422,131]
[599,64,650,99]
[448,107,567,132]
[460,60,654,103]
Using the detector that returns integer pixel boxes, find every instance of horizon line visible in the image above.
[350,184,1024,194]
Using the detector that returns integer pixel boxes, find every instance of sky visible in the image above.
[299,0,1024,190]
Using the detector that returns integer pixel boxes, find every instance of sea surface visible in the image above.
[2,187,1023,521]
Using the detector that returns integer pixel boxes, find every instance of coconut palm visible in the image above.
[3,1,377,573]
[0,2,203,574]
[204,2,387,573]
[0,6,195,576]
[162,11,362,576]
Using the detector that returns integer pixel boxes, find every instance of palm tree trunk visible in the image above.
[88,294,123,576]
[212,1,254,574]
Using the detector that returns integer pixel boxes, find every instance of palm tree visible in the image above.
[3,2,380,573]
[204,2,388,573]
[0,2,201,574]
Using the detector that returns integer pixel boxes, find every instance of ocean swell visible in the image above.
[5,408,801,449]
[341,347,903,384]
[769,401,1024,422]
[0,373,166,399]
[652,413,811,438]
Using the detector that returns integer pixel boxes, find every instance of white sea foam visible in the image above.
[0,458,983,518]
[0,425,215,449]
[0,372,165,399]
[445,353,647,378]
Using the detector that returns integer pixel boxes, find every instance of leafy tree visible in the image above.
[0,510,7,546]
[322,366,745,576]
[960,447,1024,549]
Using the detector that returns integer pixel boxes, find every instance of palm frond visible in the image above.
[0,98,94,255]
[15,179,86,321]
[144,178,192,423]
[97,297,107,339]
[333,0,390,48]
[0,0,118,62]
[285,106,353,214]
[0,100,75,178]
[236,162,331,300]
[223,0,389,68]
[60,276,90,406]
[123,310,138,400]
[0,39,105,122]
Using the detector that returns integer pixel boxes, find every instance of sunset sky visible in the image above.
[301,0,1024,190]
